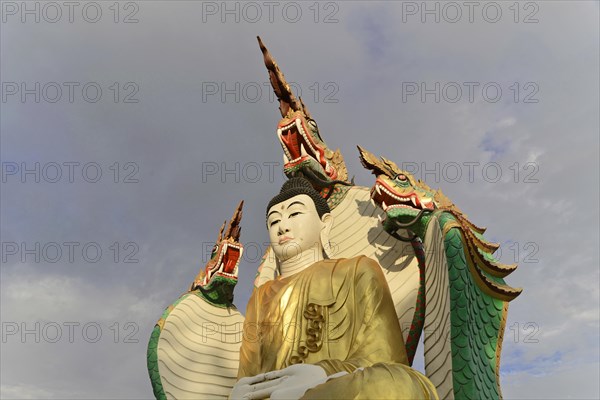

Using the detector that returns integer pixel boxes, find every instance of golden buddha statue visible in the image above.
[231,177,438,400]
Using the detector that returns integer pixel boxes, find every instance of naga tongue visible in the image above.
[282,131,301,159]
[222,247,240,274]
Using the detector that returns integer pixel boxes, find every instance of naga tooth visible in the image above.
[411,196,418,207]
[382,200,388,210]
[300,143,308,157]
[376,185,382,196]
[377,214,382,223]
[283,153,289,164]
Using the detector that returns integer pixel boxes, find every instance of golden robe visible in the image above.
[238,256,438,399]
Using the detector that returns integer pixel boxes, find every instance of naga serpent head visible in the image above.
[358,145,439,239]
[190,201,244,306]
[258,36,350,195]
[359,146,522,300]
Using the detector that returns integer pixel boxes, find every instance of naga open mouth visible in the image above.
[202,241,242,286]
[277,116,337,180]
[371,177,435,213]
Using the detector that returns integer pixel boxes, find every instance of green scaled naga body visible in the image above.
[147,202,245,399]
[358,146,522,399]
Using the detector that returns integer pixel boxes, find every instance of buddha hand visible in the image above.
[230,364,332,400]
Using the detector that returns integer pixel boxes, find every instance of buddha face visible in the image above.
[267,194,332,262]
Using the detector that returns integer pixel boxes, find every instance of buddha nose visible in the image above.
[278,220,290,235]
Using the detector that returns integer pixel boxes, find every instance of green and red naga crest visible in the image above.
[258,36,351,204]
[189,200,244,305]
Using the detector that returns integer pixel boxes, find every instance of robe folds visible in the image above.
[238,256,438,399]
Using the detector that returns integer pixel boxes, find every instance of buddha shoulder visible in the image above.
[329,256,387,285]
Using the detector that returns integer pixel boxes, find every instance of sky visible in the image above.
[1,1,599,399]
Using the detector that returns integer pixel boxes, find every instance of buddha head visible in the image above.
[266,177,333,263]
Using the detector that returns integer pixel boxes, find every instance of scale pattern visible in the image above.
[148,325,166,400]
[439,213,505,399]
[147,292,244,399]
[147,294,190,400]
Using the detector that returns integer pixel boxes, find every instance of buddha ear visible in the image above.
[320,213,334,258]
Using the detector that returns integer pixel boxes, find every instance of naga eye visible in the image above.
[395,174,408,181]
[307,119,323,141]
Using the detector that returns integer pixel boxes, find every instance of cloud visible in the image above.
[1,1,598,399]
[0,384,54,400]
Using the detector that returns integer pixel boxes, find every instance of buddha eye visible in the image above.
[269,219,280,227]
[290,212,302,217]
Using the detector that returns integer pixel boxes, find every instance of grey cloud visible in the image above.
[1,1,598,399]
